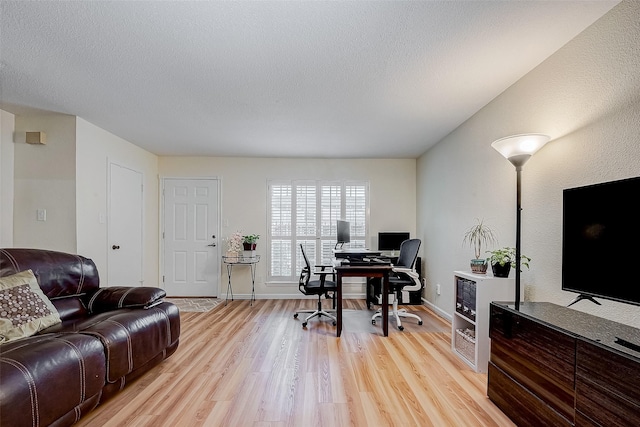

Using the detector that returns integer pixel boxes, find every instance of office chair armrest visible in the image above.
[392,267,413,274]
[391,267,421,291]
[314,265,334,274]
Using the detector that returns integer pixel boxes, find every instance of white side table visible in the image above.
[222,255,260,306]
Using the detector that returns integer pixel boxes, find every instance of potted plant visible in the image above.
[463,219,497,274]
[486,247,531,278]
[242,234,260,251]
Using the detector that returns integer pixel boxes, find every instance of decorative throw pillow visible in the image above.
[0,269,61,344]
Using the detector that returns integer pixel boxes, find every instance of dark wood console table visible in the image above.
[488,301,640,426]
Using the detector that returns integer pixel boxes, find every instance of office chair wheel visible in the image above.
[372,320,376,325]
[294,313,298,319]
[332,321,337,326]
[398,325,404,331]
[302,322,307,328]
[418,320,423,325]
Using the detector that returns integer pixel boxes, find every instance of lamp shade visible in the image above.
[491,134,550,168]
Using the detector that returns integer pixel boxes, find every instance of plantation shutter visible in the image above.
[320,184,341,265]
[295,184,317,277]
[268,180,368,282]
[345,184,367,249]
[270,183,292,277]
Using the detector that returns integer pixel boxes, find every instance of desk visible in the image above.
[334,264,392,337]
[222,254,260,306]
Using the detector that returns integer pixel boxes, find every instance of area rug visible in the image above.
[165,297,221,313]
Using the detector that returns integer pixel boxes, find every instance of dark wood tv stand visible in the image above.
[488,301,640,426]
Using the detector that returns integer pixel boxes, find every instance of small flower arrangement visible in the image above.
[226,231,243,253]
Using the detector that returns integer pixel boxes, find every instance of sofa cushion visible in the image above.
[41,301,180,382]
[0,248,100,303]
[0,333,106,427]
[0,270,61,343]
[85,286,166,312]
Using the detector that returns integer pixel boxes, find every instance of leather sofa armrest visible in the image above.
[85,287,166,313]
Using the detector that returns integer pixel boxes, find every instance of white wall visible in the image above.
[76,117,159,286]
[13,114,77,252]
[418,1,640,327]
[159,157,416,297]
[0,110,15,247]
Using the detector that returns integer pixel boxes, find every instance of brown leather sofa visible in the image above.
[0,248,180,427]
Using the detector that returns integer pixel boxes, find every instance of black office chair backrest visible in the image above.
[298,244,334,292]
[395,239,421,269]
[299,244,312,287]
[300,243,312,271]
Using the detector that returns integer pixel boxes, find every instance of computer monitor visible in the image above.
[378,232,410,253]
[336,220,350,248]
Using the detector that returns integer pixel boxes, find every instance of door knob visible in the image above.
[112,245,120,250]
[207,243,216,247]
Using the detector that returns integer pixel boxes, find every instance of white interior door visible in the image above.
[163,178,219,296]
[108,163,143,287]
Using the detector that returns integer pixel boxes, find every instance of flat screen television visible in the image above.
[336,220,350,248]
[562,176,640,306]
[378,232,410,252]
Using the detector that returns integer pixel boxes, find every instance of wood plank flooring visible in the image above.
[76,299,514,426]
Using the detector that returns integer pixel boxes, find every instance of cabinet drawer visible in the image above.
[491,338,575,421]
[488,362,573,427]
[576,340,640,426]
[489,304,576,420]
[490,304,576,387]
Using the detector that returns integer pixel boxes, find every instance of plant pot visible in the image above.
[492,262,511,278]
[243,242,256,251]
[470,259,488,274]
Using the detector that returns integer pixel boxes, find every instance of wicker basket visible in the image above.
[455,328,476,364]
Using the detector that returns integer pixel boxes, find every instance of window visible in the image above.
[268,180,369,282]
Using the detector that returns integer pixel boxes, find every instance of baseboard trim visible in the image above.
[201,293,453,324]
[422,298,452,323]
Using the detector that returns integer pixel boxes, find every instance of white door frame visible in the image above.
[159,176,222,294]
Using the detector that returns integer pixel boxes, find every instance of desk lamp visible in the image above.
[491,133,550,309]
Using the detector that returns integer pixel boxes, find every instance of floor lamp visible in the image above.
[491,134,550,310]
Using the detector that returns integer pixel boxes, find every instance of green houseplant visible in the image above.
[242,234,260,251]
[486,247,531,278]
[463,219,497,274]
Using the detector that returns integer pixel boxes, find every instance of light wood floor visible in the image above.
[76,299,514,427]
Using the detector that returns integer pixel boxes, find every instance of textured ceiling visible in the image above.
[0,1,619,158]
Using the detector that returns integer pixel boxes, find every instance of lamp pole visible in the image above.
[515,166,522,310]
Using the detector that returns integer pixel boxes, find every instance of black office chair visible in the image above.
[293,244,337,328]
[372,238,423,331]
